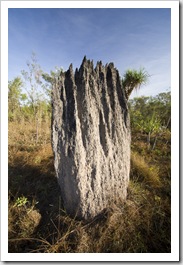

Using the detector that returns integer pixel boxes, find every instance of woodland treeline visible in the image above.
[8,53,171,145]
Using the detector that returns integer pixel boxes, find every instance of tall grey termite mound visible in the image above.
[52,57,131,220]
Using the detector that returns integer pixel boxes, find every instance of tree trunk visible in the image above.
[147,131,151,149]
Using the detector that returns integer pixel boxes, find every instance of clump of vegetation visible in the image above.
[129,92,171,150]
[131,151,161,188]
[8,54,171,253]
[122,68,150,100]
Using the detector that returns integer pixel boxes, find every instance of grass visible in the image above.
[8,121,171,253]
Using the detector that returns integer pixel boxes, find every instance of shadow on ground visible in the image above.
[8,152,64,252]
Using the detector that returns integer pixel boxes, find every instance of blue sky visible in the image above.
[8,8,171,98]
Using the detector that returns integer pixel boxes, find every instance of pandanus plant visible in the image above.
[122,68,150,100]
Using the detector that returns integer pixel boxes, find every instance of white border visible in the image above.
[1,0,179,262]
[1,1,179,9]
[170,0,179,260]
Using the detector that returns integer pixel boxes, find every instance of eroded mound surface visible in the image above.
[52,57,131,219]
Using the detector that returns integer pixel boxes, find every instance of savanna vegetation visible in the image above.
[8,54,171,253]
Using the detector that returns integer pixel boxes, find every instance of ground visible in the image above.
[8,121,171,253]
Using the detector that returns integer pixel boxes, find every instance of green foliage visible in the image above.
[129,92,171,130]
[8,53,61,143]
[8,77,27,121]
[14,196,28,207]
[130,108,161,135]
[122,68,149,100]
[42,66,63,100]
[8,77,23,105]
[129,92,171,148]
[20,52,52,142]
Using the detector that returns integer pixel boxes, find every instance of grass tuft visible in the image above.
[131,151,161,188]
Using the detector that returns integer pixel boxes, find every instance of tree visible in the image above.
[154,92,171,129]
[129,92,171,149]
[42,66,63,100]
[21,52,43,110]
[21,52,47,142]
[8,77,26,121]
[122,68,149,100]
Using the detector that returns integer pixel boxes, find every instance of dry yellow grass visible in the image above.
[131,151,161,188]
[8,121,171,253]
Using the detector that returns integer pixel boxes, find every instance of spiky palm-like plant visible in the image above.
[122,68,149,100]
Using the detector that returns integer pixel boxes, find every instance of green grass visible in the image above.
[8,121,171,253]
